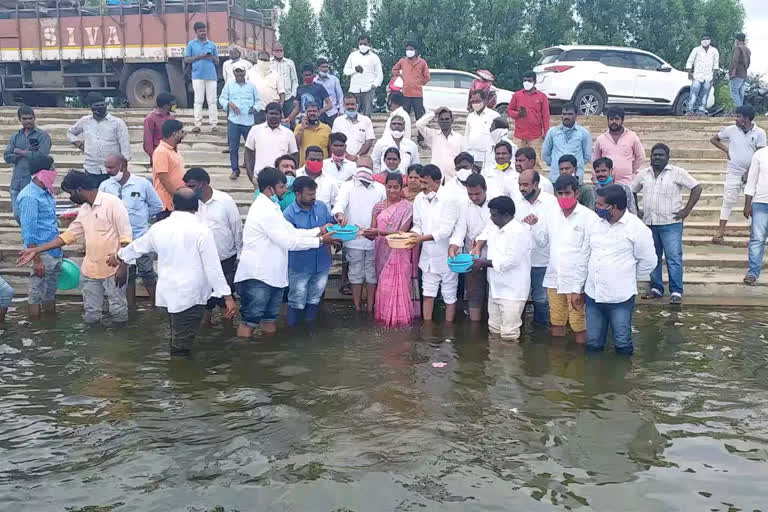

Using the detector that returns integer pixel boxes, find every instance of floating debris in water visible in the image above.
[0,344,21,354]
[21,338,34,347]
[431,362,447,368]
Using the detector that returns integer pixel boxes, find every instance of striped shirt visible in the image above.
[631,164,699,226]
[271,57,298,99]
[67,114,132,175]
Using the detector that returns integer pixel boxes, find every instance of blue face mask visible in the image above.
[270,194,280,204]
[597,176,613,186]
[595,206,613,220]
[285,175,296,189]
[346,110,358,119]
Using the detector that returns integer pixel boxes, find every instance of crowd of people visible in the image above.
[2,24,766,358]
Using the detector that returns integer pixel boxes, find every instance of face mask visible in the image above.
[170,104,177,113]
[701,40,710,48]
[424,190,436,201]
[318,71,329,78]
[307,117,319,125]
[595,206,613,221]
[405,49,416,58]
[257,60,271,72]
[303,76,315,85]
[346,110,358,119]
[192,188,202,201]
[305,160,323,175]
[496,162,510,171]
[270,193,280,204]
[358,44,370,54]
[523,189,537,201]
[111,171,124,182]
[391,130,404,139]
[285,175,296,188]
[471,102,484,112]
[557,196,577,210]
[523,80,534,91]
[597,175,613,186]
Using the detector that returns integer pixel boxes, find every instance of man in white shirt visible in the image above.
[483,140,518,199]
[271,42,299,120]
[744,146,768,285]
[685,35,719,115]
[332,167,386,312]
[109,188,236,356]
[535,175,599,345]
[470,195,532,340]
[332,94,376,160]
[235,167,336,338]
[577,185,656,355]
[517,169,558,326]
[465,89,500,169]
[631,144,701,305]
[343,35,383,117]
[222,47,252,84]
[408,164,462,322]
[247,50,286,124]
[183,167,243,325]
[383,91,412,140]
[244,102,299,183]
[371,115,420,173]
[296,146,339,211]
[324,132,357,183]
[449,173,493,321]
[415,107,464,179]
[710,105,766,243]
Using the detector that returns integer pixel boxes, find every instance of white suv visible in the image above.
[533,45,715,116]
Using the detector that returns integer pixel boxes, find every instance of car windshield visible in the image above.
[537,49,563,65]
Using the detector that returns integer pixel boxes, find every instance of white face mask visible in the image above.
[491,127,508,143]
[471,102,484,112]
[391,130,404,139]
[523,80,535,91]
[701,39,711,48]
[405,49,416,58]
[358,44,370,54]
[111,171,124,182]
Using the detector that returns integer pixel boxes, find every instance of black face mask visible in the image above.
[307,117,319,125]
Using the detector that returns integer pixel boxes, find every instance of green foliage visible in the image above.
[243,0,285,8]
[276,0,321,67]
[714,81,734,110]
[318,0,368,75]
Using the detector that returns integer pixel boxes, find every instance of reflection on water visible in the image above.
[1,303,767,511]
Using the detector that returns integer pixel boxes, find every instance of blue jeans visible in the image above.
[287,269,329,309]
[649,223,684,295]
[237,279,283,327]
[530,266,549,325]
[10,188,21,225]
[586,295,635,354]
[729,77,746,108]
[0,276,13,308]
[747,202,768,279]
[227,121,252,172]
[689,79,712,113]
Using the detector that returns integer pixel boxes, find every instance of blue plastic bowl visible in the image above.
[447,253,477,273]
[329,224,359,241]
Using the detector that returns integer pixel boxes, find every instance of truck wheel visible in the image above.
[574,87,605,116]
[124,68,168,108]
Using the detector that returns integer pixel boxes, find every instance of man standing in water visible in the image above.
[109,188,237,356]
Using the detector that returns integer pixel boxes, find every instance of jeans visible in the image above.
[10,187,21,225]
[168,304,204,353]
[237,279,283,327]
[192,79,218,128]
[354,89,375,117]
[227,121,252,172]
[649,223,684,295]
[81,275,128,323]
[0,276,13,308]
[530,266,549,325]
[28,253,62,305]
[128,253,157,287]
[729,77,746,108]
[585,295,636,354]
[747,202,768,279]
[689,79,712,113]
[287,269,329,309]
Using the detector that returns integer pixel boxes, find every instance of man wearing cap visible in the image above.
[414,107,464,180]
[15,154,62,319]
[222,46,252,84]
[219,61,260,180]
[332,164,386,312]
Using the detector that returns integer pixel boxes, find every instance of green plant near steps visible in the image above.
[714,81,734,112]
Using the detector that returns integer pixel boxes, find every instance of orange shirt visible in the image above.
[152,140,185,211]
[391,57,431,97]
[60,192,133,279]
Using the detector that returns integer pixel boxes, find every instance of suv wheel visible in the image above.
[674,90,690,116]
[574,88,605,116]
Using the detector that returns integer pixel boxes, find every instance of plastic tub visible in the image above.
[447,253,477,273]
[57,258,81,290]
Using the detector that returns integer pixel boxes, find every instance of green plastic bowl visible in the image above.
[57,258,81,290]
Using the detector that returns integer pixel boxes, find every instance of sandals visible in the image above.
[642,288,663,300]
[711,234,724,244]
[744,275,757,286]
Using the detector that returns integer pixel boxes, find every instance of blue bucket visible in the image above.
[328,224,359,242]
[447,253,477,273]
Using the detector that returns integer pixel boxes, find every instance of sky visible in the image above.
[307,0,765,75]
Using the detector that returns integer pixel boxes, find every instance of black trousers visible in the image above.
[169,304,205,353]
[402,96,426,141]
[206,255,237,310]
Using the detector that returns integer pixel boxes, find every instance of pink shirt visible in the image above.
[592,129,646,185]
[60,192,133,279]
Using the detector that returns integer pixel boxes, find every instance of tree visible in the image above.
[276,0,321,67]
[319,0,368,77]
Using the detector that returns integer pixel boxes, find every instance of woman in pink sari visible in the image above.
[365,172,419,326]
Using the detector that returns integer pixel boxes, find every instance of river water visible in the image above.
[0,302,767,511]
